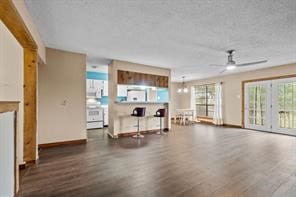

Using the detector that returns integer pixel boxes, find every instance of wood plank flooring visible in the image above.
[20,124,296,197]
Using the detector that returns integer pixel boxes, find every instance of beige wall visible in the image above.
[108,60,171,137]
[0,21,24,165]
[180,63,296,126]
[12,0,46,63]
[170,82,184,117]
[38,48,87,144]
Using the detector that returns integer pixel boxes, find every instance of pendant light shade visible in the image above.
[177,76,188,93]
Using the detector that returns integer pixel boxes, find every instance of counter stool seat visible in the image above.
[154,108,166,135]
[131,107,146,138]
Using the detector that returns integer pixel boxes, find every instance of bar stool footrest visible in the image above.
[156,131,167,135]
[132,134,144,138]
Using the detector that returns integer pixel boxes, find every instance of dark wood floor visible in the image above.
[20,124,296,197]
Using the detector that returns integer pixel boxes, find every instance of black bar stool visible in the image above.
[154,108,166,135]
[131,107,146,138]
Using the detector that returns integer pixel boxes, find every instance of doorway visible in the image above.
[244,77,296,136]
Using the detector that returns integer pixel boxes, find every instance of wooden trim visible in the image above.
[0,0,37,49]
[196,121,214,126]
[0,101,19,113]
[241,74,296,128]
[24,160,36,167]
[196,116,213,120]
[242,74,296,84]
[38,139,87,149]
[15,190,21,197]
[19,164,26,170]
[118,129,169,137]
[241,81,245,128]
[223,124,242,128]
[196,116,214,125]
[24,48,37,162]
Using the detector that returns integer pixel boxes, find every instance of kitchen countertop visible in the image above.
[115,101,169,104]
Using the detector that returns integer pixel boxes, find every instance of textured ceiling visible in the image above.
[25,0,296,81]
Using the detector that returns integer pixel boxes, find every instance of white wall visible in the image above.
[38,48,87,144]
[170,82,184,117]
[0,21,24,164]
[180,63,296,126]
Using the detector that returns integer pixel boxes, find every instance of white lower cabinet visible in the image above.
[87,121,103,129]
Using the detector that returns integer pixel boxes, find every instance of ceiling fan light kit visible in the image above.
[210,49,268,73]
[226,65,236,70]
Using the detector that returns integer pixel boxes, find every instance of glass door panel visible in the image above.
[272,78,296,135]
[245,81,271,131]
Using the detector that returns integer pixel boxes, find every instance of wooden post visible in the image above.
[0,0,39,163]
[24,48,37,162]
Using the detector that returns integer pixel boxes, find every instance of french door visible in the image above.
[272,78,296,135]
[245,77,296,136]
[244,81,272,131]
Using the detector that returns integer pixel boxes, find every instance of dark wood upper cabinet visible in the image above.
[117,70,169,88]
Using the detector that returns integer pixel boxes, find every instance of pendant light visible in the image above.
[177,76,188,93]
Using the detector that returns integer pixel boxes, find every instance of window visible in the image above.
[194,84,215,118]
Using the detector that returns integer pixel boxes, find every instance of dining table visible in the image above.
[175,108,195,125]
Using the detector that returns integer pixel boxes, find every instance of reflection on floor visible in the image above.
[87,128,108,141]
[20,124,296,197]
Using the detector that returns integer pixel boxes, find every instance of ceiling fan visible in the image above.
[210,50,268,73]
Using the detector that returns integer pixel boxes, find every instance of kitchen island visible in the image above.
[108,60,171,138]
[112,101,170,137]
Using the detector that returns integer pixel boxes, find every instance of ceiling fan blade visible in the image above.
[209,64,225,67]
[219,69,227,74]
[236,60,268,67]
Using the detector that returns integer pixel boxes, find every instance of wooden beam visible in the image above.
[24,48,37,162]
[0,0,37,49]
[0,0,38,163]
